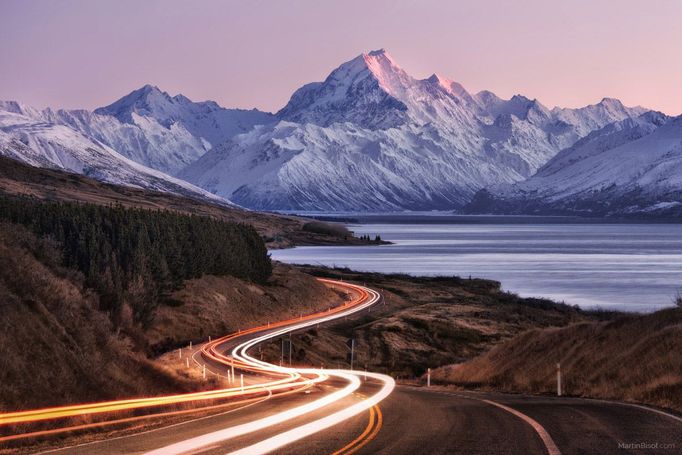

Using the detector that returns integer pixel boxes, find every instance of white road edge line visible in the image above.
[480,399,561,455]
[404,387,561,455]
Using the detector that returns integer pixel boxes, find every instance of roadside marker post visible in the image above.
[179,348,182,359]
[427,368,431,387]
[240,374,244,391]
[186,357,189,368]
[189,341,192,350]
[557,363,562,396]
[231,362,235,384]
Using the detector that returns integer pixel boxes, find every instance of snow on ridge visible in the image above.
[182,49,654,211]
[0,48,659,213]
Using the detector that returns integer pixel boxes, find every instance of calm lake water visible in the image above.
[271,217,682,312]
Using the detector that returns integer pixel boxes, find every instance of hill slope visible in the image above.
[433,307,682,411]
[0,155,359,248]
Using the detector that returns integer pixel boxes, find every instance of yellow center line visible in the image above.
[331,391,383,455]
[343,405,382,455]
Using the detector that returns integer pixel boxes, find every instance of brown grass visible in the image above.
[433,308,682,411]
[145,264,344,353]
[0,224,193,412]
[264,267,595,378]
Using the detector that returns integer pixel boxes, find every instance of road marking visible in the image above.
[226,373,394,455]
[583,398,682,424]
[331,393,384,455]
[331,405,376,455]
[341,405,383,455]
[480,399,561,455]
[405,387,561,455]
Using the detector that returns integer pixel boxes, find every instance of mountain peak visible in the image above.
[598,97,625,109]
[425,73,448,85]
[276,49,411,129]
[95,84,176,123]
[367,48,388,57]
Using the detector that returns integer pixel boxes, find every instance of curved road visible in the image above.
[3,279,680,454]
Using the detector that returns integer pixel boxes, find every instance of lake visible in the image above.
[271,216,682,312]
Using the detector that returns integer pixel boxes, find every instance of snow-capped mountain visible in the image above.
[181,49,647,211]
[0,102,233,205]
[1,86,273,176]
[92,85,274,173]
[465,111,682,217]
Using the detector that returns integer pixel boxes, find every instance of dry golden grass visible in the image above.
[145,263,344,353]
[268,267,595,378]
[0,224,192,412]
[434,308,682,411]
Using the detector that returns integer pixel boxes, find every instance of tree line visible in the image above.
[0,196,272,325]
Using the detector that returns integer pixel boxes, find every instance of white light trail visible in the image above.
[145,281,395,455]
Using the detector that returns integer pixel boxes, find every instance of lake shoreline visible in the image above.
[272,218,682,313]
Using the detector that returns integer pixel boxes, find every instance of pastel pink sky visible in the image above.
[1,0,681,115]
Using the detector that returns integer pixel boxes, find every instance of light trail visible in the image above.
[1,279,395,454]
[0,279,357,428]
[146,281,395,455]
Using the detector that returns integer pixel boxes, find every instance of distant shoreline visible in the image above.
[275,211,682,225]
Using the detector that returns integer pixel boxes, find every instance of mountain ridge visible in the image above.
[0,48,660,213]
[182,49,648,211]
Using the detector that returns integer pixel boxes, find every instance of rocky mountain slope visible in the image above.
[465,111,682,217]
[1,49,653,212]
[181,49,647,211]
[0,102,231,205]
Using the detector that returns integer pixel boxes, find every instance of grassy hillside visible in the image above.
[261,267,601,378]
[433,308,682,411]
[0,196,272,327]
[0,224,192,411]
[0,220,342,412]
[0,156,372,248]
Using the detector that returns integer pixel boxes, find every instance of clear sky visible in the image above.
[1,0,681,115]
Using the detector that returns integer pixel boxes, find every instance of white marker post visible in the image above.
[427,368,431,387]
[178,348,182,359]
[240,374,244,391]
[189,341,192,350]
[557,363,562,396]
[231,362,235,384]
[186,357,189,368]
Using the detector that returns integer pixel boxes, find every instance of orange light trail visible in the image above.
[0,279,371,432]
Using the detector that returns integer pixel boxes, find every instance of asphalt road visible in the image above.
[40,384,681,454]
[21,277,682,455]
[282,386,681,455]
